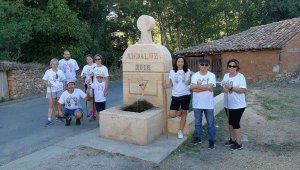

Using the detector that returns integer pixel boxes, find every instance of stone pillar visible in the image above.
[122,15,172,108]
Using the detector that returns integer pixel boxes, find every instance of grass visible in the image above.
[254,141,299,156]
[172,110,227,155]
[254,82,300,118]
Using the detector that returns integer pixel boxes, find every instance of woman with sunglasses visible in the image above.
[221,58,247,150]
[43,58,66,126]
[90,54,109,119]
[81,54,96,117]
[168,55,191,139]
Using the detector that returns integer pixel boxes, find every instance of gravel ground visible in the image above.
[32,81,300,170]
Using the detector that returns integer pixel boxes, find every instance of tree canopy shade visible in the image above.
[0,0,299,67]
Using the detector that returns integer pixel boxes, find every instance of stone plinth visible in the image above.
[168,113,195,136]
[100,106,163,145]
[122,44,172,108]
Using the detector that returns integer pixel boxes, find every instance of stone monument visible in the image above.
[99,15,172,145]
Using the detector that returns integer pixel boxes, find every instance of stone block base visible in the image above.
[99,106,163,145]
[168,112,195,137]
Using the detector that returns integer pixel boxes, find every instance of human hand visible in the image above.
[47,81,52,87]
[104,91,108,97]
[224,83,233,90]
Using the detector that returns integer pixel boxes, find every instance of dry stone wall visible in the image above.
[0,61,84,100]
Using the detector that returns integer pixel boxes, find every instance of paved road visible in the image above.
[0,80,123,166]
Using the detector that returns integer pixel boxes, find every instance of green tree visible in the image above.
[0,1,33,61]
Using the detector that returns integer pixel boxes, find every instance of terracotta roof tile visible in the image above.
[177,17,300,55]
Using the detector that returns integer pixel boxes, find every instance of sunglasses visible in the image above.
[228,65,237,68]
[95,58,101,60]
[200,63,209,66]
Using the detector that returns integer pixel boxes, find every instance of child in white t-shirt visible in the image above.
[87,73,106,121]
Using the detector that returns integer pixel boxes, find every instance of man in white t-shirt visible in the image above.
[58,80,87,126]
[190,58,216,149]
[58,50,80,87]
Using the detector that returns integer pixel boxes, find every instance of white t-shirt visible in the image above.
[90,81,106,102]
[58,89,87,110]
[91,65,109,82]
[191,71,216,109]
[42,69,66,92]
[221,73,247,109]
[169,69,191,97]
[81,63,96,84]
[58,59,79,82]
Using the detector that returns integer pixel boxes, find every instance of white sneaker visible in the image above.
[178,130,184,139]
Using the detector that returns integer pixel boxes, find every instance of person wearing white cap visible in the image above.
[87,73,106,121]
[58,80,88,126]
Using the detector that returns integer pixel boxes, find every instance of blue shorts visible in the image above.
[63,108,82,116]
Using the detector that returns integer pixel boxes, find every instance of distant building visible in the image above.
[176,17,300,82]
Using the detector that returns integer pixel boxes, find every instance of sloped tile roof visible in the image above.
[176,17,300,55]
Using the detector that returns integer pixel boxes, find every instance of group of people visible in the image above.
[42,50,109,126]
[42,51,246,150]
[168,56,247,151]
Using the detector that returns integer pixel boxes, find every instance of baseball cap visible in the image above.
[96,73,104,77]
[67,80,75,85]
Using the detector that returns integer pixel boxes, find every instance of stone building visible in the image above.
[176,17,300,82]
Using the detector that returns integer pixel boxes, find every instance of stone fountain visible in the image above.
[99,15,172,145]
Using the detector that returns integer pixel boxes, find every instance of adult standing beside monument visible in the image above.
[222,58,247,150]
[90,54,109,119]
[43,58,66,125]
[58,50,80,87]
[81,54,96,117]
[190,58,216,149]
[91,54,109,97]
[168,56,191,139]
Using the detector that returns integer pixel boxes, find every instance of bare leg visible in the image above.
[234,128,242,144]
[48,98,54,119]
[169,110,177,118]
[75,112,83,119]
[179,110,187,131]
[229,125,236,140]
[55,98,63,117]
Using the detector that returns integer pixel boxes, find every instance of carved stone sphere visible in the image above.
[137,15,155,32]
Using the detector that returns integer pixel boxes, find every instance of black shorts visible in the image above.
[170,95,191,111]
[95,102,106,112]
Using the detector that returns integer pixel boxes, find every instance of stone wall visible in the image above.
[0,61,48,99]
[0,61,85,100]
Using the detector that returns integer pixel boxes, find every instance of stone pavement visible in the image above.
[0,128,186,170]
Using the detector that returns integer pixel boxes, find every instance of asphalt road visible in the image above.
[0,80,123,166]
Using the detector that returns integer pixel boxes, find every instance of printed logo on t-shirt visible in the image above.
[97,84,104,91]
[62,63,74,73]
[66,96,79,107]
[197,78,209,85]
[175,72,186,83]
